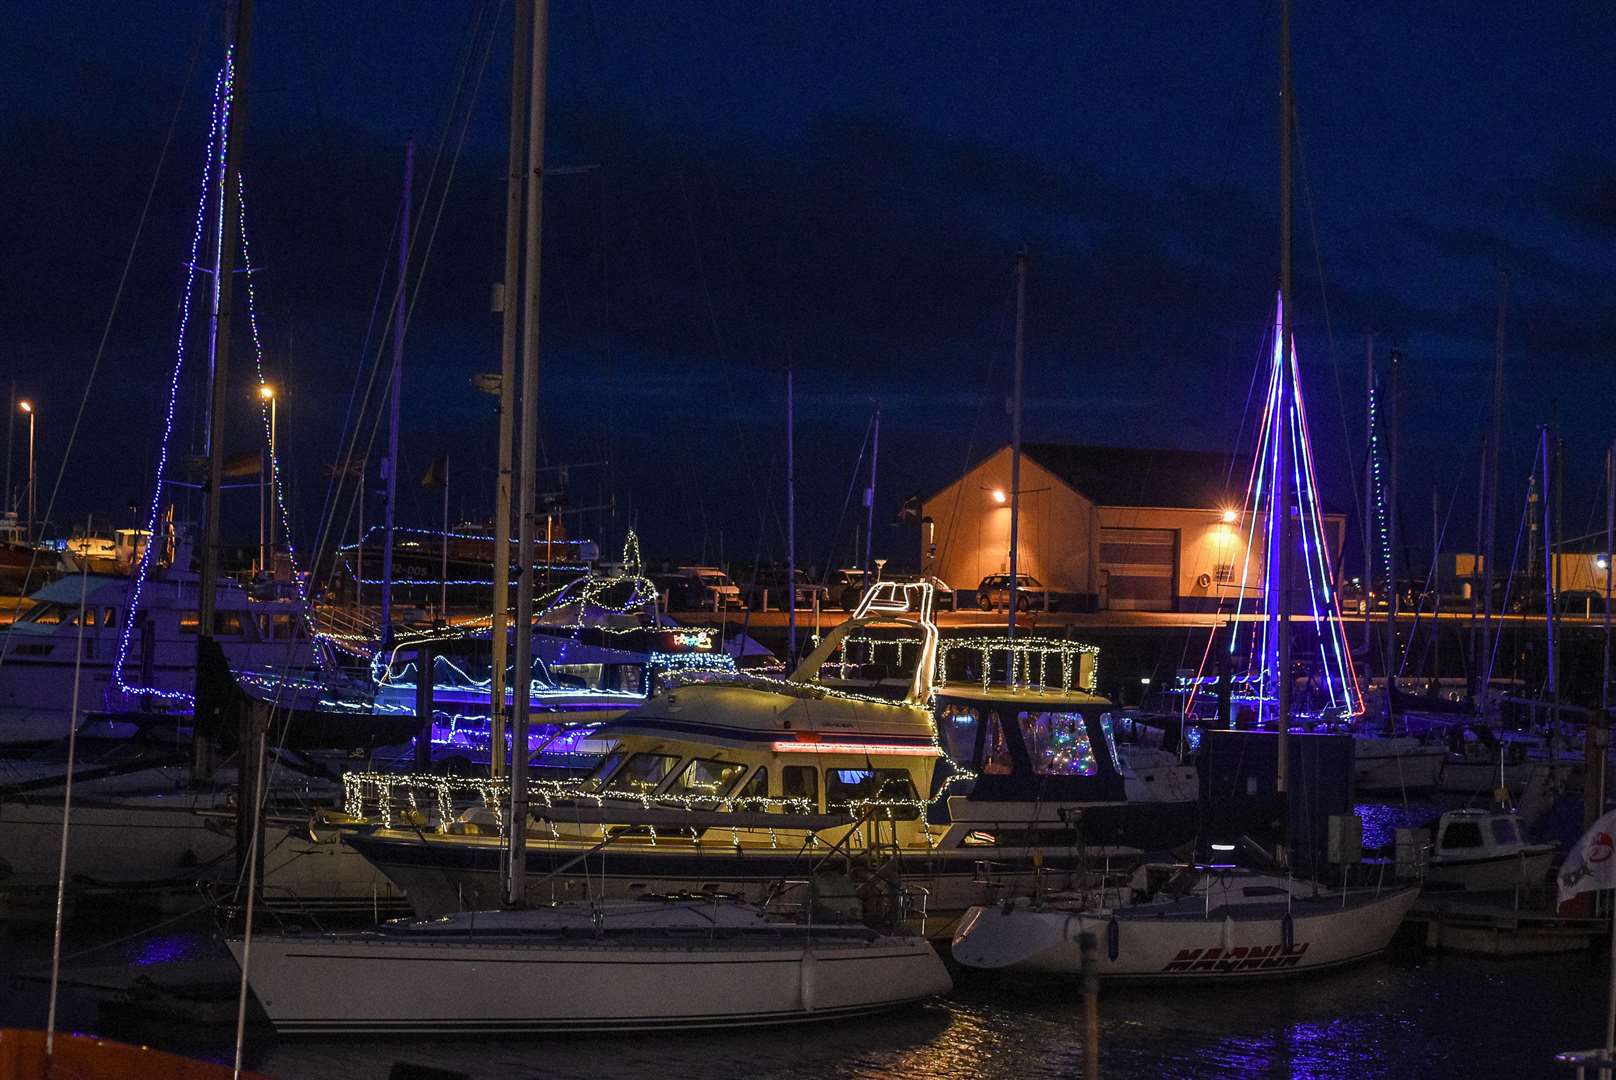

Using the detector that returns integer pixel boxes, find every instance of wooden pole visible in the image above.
[1009,248,1026,638]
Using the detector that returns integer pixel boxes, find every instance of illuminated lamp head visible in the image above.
[258,384,275,401]
[17,400,32,414]
[991,488,1007,504]
[1220,508,1238,524]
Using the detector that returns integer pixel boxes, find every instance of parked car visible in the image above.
[883,572,957,611]
[976,572,1059,612]
[668,566,745,610]
[741,567,830,611]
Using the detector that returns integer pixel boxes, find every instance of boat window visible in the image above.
[937,703,981,765]
[736,767,768,807]
[1098,713,1122,772]
[179,611,200,634]
[551,663,602,690]
[1489,818,1519,846]
[580,751,626,794]
[606,752,680,796]
[782,765,819,810]
[22,602,66,625]
[826,768,920,821]
[1441,821,1485,850]
[666,758,747,801]
[983,712,1014,774]
[102,607,118,628]
[264,613,302,641]
[213,612,244,637]
[1017,712,1099,776]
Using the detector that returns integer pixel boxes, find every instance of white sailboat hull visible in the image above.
[232,930,950,1034]
[952,885,1419,980]
[1353,741,1445,791]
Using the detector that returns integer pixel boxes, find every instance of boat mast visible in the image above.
[863,405,880,590]
[786,366,797,660]
[198,0,255,641]
[1480,275,1507,708]
[489,0,531,779]
[1384,350,1401,728]
[1274,0,1294,802]
[1362,332,1373,653]
[379,139,413,649]
[507,0,549,908]
[1597,440,1614,824]
[1008,248,1026,639]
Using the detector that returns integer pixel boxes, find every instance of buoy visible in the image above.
[1107,915,1120,961]
[799,949,817,1013]
[1221,915,1234,952]
[1282,911,1295,951]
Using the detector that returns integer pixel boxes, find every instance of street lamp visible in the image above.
[258,384,276,572]
[18,400,34,542]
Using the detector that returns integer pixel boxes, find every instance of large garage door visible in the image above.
[1100,528,1176,611]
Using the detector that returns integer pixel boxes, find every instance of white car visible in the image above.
[675,566,745,610]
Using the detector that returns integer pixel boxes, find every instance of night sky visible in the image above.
[5,3,1615,578]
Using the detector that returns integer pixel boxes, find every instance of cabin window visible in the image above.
[983,712,1014,774]
[606,752,680,796]
[781,765,819,810]
[938,703,981,765]
[666,758,747,801]
[213,612,244,637]
[826,768,920,821]
[23,603,66,625]
[1441,821,1485,850]
[580,751,626,794]
[1017,712,1099,776]
[736,768,768,807]
[179,611,200,634]
[1489,818,1519,847]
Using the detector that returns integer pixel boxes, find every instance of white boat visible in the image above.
[0,535,323,747]
[1351,732,1445,792]
[230,896,950,1034]
[1422,808,1556,892]
[340,582,1202,922]
[952,865,1419,980]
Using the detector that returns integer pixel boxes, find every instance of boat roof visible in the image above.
[22,574,128,602]
[934,683,1112,708]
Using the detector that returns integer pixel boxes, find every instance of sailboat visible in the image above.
[953,0,1420,980]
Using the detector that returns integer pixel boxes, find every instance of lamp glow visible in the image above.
[1221,508,1238,524]
[1598,556,1610,571]
[258,383,275,401]
[991,488,1007,504]
[17,401,31,414]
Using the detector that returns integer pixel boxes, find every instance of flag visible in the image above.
[222,451,261,478]
[895,494,922,524]
[421,455,448,489]
[1557,807,1616,903]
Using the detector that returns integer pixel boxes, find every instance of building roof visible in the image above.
[1020,443,1246,510]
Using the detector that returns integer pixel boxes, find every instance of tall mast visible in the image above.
[1362,333,1374,653]
[1384,350,1402,726]
[198,0,254,639]
[489,0,531,779]
[863,405,880,588]
[506,0,550,908]
[379,139,413,648]
[1274,0,1294,801]
[1008,248,1026,639]
[1597,441,1614,824]
[1480,274,1507,706]
[786,366,797,660]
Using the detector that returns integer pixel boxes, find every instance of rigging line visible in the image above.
[0,15,205,666]
[817,414,874,588]
[306,3,501,606]
[1396,459,1467,677]
[1486,464,1534,685]
[1293,106,1363,538]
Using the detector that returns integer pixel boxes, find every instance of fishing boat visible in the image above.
[951,863,1418,979]
[1422,808,1556,893]
[230,894,950,1034]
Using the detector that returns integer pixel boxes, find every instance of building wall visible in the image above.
[922,446,1346,612]
[921,447,1096,599]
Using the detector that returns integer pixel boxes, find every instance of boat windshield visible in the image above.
[665,758,747,801]
[1017,712,1099,776]
[579,750,626,794]
[605,752,681,796]
[826,768,920,820]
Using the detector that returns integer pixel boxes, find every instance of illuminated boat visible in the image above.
[339,582,1202,924]
[951,864,1418,980]
[0,1028,268,1079]
[229,895,950,1035]
[0,528,322,748]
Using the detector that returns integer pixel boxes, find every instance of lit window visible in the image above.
[1018,711,1099,776]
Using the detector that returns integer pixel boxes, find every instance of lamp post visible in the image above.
[18,400,34,542]
[258,384,276,573]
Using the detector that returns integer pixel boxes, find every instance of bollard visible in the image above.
[1079,930,1100,1079]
